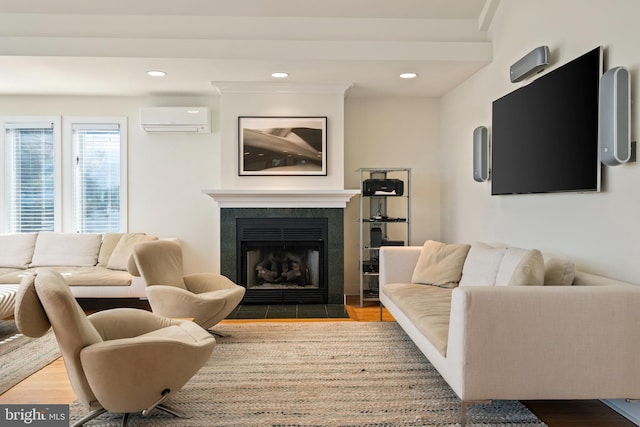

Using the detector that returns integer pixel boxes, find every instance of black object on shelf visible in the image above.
[367,216,406,222]
[362,179,404,196]
[370,227,382,248]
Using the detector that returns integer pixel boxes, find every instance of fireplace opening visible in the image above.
[237,217,328,304]
[246,244,320,289]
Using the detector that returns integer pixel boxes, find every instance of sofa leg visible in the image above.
[460,400,492,427]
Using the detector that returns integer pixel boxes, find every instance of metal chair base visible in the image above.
[72,404,186,426]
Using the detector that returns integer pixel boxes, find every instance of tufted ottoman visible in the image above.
[0,285,20,319]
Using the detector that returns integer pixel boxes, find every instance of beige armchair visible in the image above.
[130,240,245,334]
[14,269,216,427]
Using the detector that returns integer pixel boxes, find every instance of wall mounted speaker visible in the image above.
[473,126,489,182]
[599,66,631,166]
[510,46,550,83]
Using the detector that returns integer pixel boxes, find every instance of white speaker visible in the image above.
[599,66,631,166]
[510,46,550,83]
[473,126,489,182]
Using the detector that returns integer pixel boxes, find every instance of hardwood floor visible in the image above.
[522,400,636,427]
[0,299,636,426]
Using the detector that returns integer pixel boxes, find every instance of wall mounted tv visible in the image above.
[491,46,602,195]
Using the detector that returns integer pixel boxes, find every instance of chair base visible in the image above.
[72,404,186,427]
[72,408,107,427]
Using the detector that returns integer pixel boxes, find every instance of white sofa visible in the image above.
[0,232,159,300]
[379,241,640,417]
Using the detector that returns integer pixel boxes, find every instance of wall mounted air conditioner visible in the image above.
[140,107,211,133]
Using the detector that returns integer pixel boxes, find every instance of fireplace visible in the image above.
[238,217,328,304]
[219,207,346,305]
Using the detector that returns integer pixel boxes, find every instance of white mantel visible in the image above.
[203,189,359,208]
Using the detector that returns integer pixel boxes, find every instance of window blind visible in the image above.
[72,123,121,233]
[5,123,55,233]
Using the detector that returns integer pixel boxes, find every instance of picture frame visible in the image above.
[238,116,327,176]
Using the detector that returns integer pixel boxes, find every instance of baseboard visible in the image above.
[602,399,640,426]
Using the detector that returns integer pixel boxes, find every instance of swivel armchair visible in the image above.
[130,240,245,334]
[14,269,216,427]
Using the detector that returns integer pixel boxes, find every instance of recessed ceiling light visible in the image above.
[400,72,418,79]
[147,70,167,77]
[271,72,289,78]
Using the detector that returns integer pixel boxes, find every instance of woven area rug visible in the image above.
[71,321,547,426]
[0,319,61,395]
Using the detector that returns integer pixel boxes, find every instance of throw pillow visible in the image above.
[107,233,158,271]
[495,247,545,286]
[30,232,103,267]
[97,233,125,267]
[0,233,38,269]
[458,242,507,287]
[410,240,471,288]
[542,253,576,285]
[495,246,529,285]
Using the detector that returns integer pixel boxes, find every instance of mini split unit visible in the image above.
[140,107,211,133]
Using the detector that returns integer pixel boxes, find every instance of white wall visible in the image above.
[440,0,640,280]
[217,91,346,190]
[440,2,640,420]
[343,97,441,295]
[0,95,221,274]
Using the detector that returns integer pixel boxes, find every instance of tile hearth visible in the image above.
[229,304,349,319]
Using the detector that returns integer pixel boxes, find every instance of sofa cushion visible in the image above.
[30,232,102,267]
[542,253,576,285]
[495,248,545,286]
[32,266,133,287]
[459,242,506,286]
[0,233,38,269]
[382,282,452,356]
[107,233,158,271]
[97,233,125,267]
[0,268,33,284]
[411,240,470,288]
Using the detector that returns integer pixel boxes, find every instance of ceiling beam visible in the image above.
[478,0,501,31]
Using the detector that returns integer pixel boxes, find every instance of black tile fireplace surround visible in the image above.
[220,208,345,304]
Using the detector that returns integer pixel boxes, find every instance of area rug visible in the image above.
[70,321,547,426]
[0,319,61,395]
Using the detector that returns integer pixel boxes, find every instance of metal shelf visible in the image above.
[358,167,410,307]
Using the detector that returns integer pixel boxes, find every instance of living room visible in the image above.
[1,0,640,425]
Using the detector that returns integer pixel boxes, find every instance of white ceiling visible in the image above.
[0,0,497,97]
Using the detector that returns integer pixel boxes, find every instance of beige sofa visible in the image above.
[379,241,640,411]
[0,232,159,299]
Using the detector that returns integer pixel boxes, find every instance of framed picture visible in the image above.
[238,116,327,176]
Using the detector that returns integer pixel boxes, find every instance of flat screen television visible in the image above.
[491,46,602,195]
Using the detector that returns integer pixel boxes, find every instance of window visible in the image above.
[66,118,127,233]
[1,118,61,233]
[0,116,127,234]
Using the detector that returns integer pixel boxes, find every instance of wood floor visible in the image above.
[0,299,636,427]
